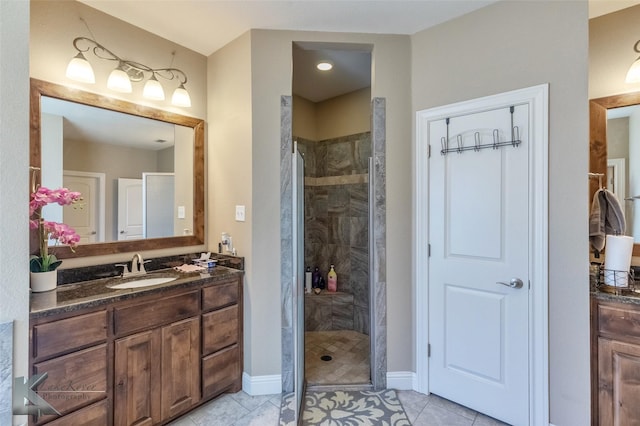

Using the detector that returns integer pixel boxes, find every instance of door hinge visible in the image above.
[428,244,431,257]
[428,145,431,158]
[428,343,431,357]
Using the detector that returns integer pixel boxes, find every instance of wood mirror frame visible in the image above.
[30,78,205,259]
[590,91,640,256]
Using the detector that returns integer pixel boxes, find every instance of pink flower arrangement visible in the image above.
[30,186,82,272]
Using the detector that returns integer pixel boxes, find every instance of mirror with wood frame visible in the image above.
[590,91,640,256]
[30,78,205,259]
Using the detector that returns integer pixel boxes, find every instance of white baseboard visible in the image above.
[386,371,417,390]
[242,371,423,395]
[242,372,282,396]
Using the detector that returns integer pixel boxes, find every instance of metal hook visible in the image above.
[474,132,481,151]
[456,134,463,153]
[492,129,500,149]
[29,166,40,193]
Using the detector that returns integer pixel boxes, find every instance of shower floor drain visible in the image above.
[320,355,332,362]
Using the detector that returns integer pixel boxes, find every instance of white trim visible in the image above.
[242,372,282,396]
[386,371,417,391]
[414,84,549,425]
[607,158,626,203]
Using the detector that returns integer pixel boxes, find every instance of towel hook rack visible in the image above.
[588,172,605,189]
[439,105,522,156]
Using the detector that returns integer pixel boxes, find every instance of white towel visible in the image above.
[173,264,206,273]
[589,188,626,252]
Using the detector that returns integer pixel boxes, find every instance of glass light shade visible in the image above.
[143,76,165,100]
[316,61,333,71]
[626,58,640,83]
[65,52,95,84]
[171,84,191,107]
[107,67,132,93]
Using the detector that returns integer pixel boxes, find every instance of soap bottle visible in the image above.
[312,267,321,289]
[305,267,312,294]
[327,264,337,292]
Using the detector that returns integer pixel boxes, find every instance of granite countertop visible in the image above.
[30,265,242,319]
[592,288,640,306]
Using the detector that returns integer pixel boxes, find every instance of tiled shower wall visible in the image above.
[296,132,371,335]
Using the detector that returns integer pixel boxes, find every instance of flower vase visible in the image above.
[30,270,57,292]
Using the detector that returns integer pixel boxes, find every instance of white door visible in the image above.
[117,178,143,241]
[63,172,104,244]
[428,106,529,425]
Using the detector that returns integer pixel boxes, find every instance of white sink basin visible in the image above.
[108,276,177,289]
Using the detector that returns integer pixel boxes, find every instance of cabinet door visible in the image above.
[161,317,200,420]
[114,330,161,426]
[598,337,640,424]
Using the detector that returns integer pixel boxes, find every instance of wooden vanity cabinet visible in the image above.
[201,279,243,399]
[592,297,640,424]
[30,309,109,425]
[113,290,201,425]
[29,272,243,426]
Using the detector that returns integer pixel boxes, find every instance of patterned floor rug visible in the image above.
[280,389,411,426]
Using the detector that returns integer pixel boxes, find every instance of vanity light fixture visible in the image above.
[316,61,333,71]
[65,36,191,107]
[625,40,640,84]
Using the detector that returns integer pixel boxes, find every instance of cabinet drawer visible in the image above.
[33,344,107,423]
[202,280,238,311]
[114,291,199,336]
[202,344,240,399]
[598,303,640,339]
[202,305,238,355]
[46,399,108,426]
[33,311,106,360]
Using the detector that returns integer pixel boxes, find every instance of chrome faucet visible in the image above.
[116,253,149,278]
[130,253,147,276]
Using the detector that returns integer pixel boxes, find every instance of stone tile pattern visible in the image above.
[297,132,371,335]
[168,388,510,426]
[280,96,295,393]
[370,97,387,390]
[397,390,510,426]
[167,391,282,426]
[304,291,354,331]
[0,322,12,425]
[304,330,370,386]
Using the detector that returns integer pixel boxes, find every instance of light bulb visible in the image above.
[316,61,333,71]
[171,84,191,107]
[143,75,165,100]
[626,58,640,84]
[66,52,95,84]
[107,65,132,93]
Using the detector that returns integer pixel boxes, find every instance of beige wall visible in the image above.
[293,88,371,141]
[316,88,371,140]
[411,1,589,424]
[0,1,30,424]
[207,32,253,370]
[292,95,317,140]
[589,4,640,98]
[208,29,411,378]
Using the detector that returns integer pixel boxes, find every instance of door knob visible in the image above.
[497,278,524,289]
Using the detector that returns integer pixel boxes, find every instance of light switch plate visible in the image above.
[177,206,186,219]
[235,205,245,222]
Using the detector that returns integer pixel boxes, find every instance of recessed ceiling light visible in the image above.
[316,61,333,71]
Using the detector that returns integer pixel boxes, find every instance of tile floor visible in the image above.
[169,329,507,425]
[305,330,370,385]
[169,389,509,425]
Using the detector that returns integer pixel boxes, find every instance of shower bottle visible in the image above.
[327,264,337,292]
